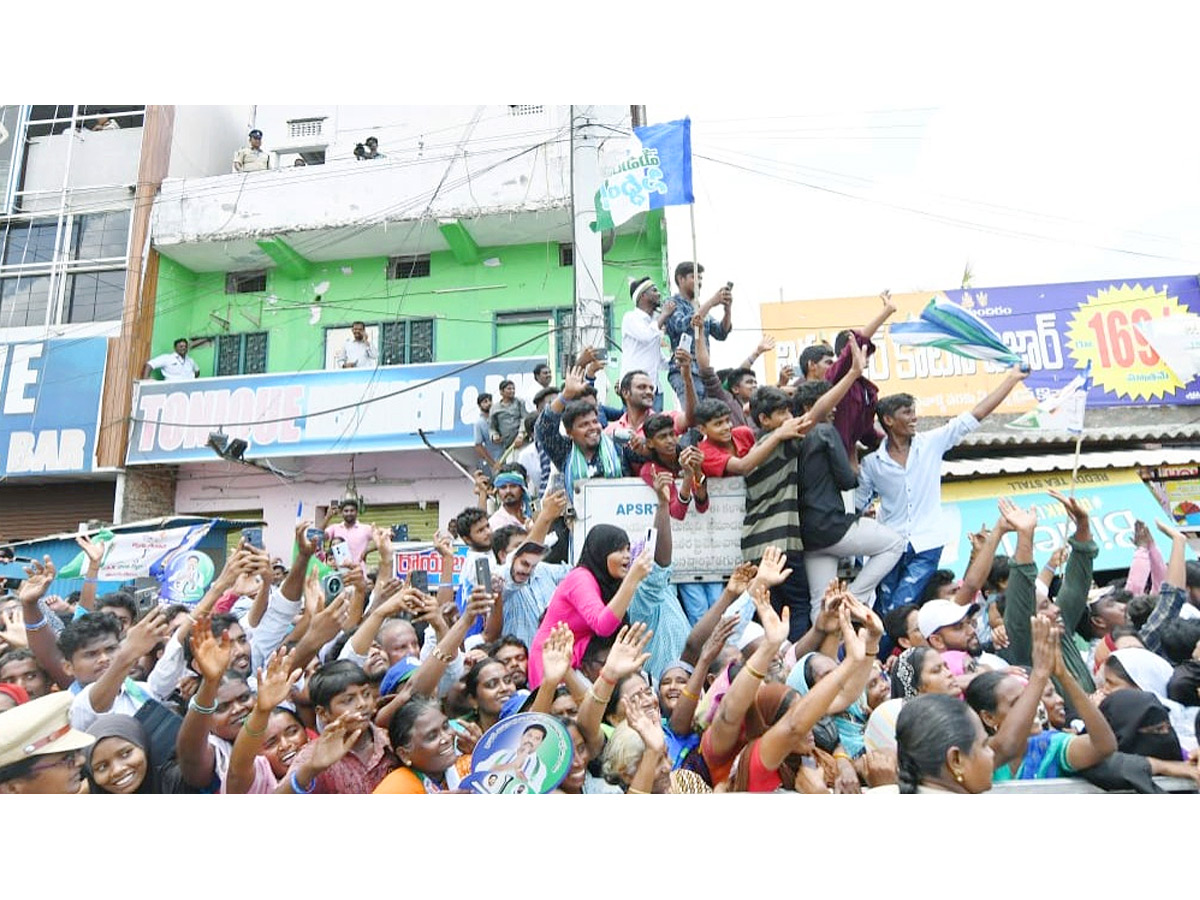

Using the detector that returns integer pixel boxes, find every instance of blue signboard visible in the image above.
[941,275,1200,406]
[127,356,546,465]
[0,337,108,475]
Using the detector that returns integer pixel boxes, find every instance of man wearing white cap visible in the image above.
[0,692,94,794]
[620,278,675,411]
[918,599,982,657]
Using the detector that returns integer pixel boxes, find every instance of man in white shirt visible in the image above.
[855,364,1029,616]
[143,338,200,381]
[335,321,378,369]
[620,278,675,411]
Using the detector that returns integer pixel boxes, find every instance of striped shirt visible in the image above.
[740,435,803,561]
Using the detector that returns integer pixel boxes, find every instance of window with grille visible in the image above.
[387,255,431,279]
[287,118,326,140]
[509,105,545,116]
[215,332,268,376]
[381,319,435,365]
[558,242,574,267]
[225,270,267,294]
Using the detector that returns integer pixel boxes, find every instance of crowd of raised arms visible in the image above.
[1,263,1198,795]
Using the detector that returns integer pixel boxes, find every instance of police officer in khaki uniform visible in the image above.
[0,692,94,794]
[233,128,270,173]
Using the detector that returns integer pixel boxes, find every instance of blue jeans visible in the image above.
[668,369,707,407]
[678,581,724,627]
[875,544,943,616]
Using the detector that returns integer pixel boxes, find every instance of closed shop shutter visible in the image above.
[355,502,440,568]
[0,481,116,542]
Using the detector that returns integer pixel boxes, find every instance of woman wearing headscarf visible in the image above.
[1101,647,1200,753]
[527,525,652,687]
[85,714,197,794]
[732,605,876,792]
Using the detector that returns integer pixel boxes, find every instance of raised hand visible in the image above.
[752,546,793,589]
[122,606,173,659]
[879,289,897,316]
[1047,489,1088,525]
[751,579,789,648]
[540,622,575,686]
[541,490,569,520]
[562,366,587,400]
[673,347,694,370]
[775,414,813,441]
[848,338,867,376]
[601,623,653,680]
[74,534,107,568]
[0,607,27,649]
[1048,544,1070,570]
[679,445,704,478]
[839,604,867,662]
[624,546,654,585]
[660,299,677,319]
[700,614,739,664]
[254,647,301,712]
[778,364,795,386]
[998,497,1037,533]
[295,520,321,557]
[189,614,232,682]
[1132,520,1151,549]
[308,594,350,647]
[308,711,368,772]
[432,530,455,559]
[652,470,674,503]
[463,585,495,622]
[1030,614,1056,679]
[756,334,777,356]
[623,694,666,754]
[17,557,56,604]
[1155,519,1184,542]
[726,561,758,597]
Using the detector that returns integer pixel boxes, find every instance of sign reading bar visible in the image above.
[127,356,546,465]
[0,337,108,475]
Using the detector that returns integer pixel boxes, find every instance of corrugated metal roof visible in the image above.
[943,447,1200,478]
[921,406,1200,448]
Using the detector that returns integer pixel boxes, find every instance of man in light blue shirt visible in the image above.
[496,542,570,648]
[855,364,1029,615]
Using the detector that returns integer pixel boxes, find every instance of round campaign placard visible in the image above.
[468,712,572,794]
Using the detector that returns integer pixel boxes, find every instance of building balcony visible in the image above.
[150,106,644,273]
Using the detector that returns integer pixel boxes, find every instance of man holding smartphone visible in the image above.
[324,499,375,570]
[663,262,732,404]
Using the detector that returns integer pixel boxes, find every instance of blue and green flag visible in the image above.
[591,117,693,232]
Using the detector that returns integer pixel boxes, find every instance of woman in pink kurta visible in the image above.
[528,525,644,687]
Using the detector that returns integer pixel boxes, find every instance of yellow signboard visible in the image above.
[760,292,1036,417]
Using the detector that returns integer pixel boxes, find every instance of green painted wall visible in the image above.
[149,210,667,380]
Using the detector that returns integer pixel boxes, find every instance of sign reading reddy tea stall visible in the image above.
[762,275,1200,417]
[127,356,546,464]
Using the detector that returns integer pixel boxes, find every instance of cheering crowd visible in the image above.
[1,262,1198,795]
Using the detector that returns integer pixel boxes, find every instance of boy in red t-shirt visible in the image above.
[694,398,804,478]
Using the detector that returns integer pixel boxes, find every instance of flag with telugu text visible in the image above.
[1005,363,1092,434]
[591,118,693,232]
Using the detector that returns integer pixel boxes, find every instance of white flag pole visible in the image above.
[1069,433,1084,499]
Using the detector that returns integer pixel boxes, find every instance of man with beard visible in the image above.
[918,600,982,658]
[621,277,675,411]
